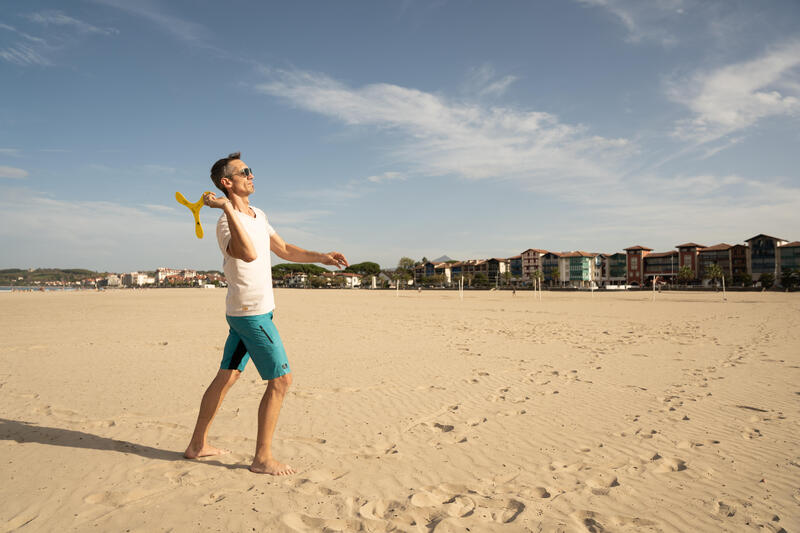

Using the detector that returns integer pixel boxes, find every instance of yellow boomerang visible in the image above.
[175,191,212,239]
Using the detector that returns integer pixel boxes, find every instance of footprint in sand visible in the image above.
[585,473,620,496]
[653,457,687,473]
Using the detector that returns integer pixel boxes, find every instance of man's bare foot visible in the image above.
[183,444,230,459]
[249,459,295,475]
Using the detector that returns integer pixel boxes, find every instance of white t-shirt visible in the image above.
[216,206,277,316]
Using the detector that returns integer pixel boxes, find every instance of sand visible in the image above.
[1,288,798,532]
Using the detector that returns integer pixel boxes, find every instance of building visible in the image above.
[643,251,679,282]
[508,255,523,281]
[604,252,627,286]
[123,272,155,287]
[675,243,704,279]
[731,244,748,279]
[101,274,121,288]
[285,273,308,287]
[745,234,788,280]
[520,248,548,281]
[541,252,562,285]
[779,242,800,274]
[324,272,362,288]
[560,251,597,287]
[624,246,652,285]
[697,244,733,282]
[433,262,453,285]
[487,258,509,285]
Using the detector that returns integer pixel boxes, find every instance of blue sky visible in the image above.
[1,0,799,272]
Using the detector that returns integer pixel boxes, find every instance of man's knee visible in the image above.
[217,369,241,387]
[269,372,292,395]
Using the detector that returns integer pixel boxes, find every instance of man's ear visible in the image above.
[220,176,232,193]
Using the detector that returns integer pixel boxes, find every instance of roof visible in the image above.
[745,234,787,242]
[542,251,563,257]
[624,245,653,251]
[561,251,598,258]
[675,242,706,248]
[782,241,800,247]
[521,248,549,255]
[490,257,510,262]
[645,251,679,258]
[507,254,521,260]
[699,243,732,252]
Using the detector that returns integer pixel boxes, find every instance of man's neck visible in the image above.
[228,194,252,214]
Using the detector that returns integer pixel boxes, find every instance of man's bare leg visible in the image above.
[250,372,295,475]
[184,369,241,459]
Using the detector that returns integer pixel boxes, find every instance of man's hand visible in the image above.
[203,192,230,209]
[321,252,349,269]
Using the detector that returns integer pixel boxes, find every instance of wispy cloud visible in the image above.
[0,42,50,66]
[577,0,687,46]
[0,166,28,179]
[0,148,22,157]
[669,39,800,144]
[90,0,210,47]
[1,11,117,67]
[465,64,518,97]
[257,69,631,189]
[23,11,118,36]
[366,171,405,183]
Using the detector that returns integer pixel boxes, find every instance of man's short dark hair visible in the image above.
[210,152,241,197]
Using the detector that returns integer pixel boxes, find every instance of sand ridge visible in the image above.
[0,288,798,531]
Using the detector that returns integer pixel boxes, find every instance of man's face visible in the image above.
[224,160,255,197]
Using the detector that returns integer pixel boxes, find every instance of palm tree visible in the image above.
[549,267,560,287]
[706,264,724,288]
[532,269,544,289]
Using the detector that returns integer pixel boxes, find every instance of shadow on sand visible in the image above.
[0,418,244,470]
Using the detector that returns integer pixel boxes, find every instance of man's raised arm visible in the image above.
[203,192,258,262]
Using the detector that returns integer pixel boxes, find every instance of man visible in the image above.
[184,152,348,475]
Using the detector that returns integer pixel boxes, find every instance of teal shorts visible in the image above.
[221,312,291,381]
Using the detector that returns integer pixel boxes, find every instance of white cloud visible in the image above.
[142,204,176,213]
[257,69,631,187]
[669,40,800,143]
[0,43,50,66]
[24,11,119,36]
[577,0,686,46]
[1,11,117,67]
[366,171,405,183]
[465,64,518,97]
[0,166,28,179]
[0,148,22,156]
[90,0,212,47]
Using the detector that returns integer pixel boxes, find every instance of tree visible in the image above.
[502,270,512,287]
[706,264,725,288]
[395,257,416,285]
[532,269,544,288]
[758,272,775,289]
[473,272,489,288]
[309,275,327,288]
[780,268,799,290]
[345,261,381,276]
[677,265,694,285]
[272,263,327,278]
[549,267,560,287]
[733,271,752,287]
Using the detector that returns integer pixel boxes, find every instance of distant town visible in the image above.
[2,233,799,291]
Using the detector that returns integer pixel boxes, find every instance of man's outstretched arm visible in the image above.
[270,232,349,269]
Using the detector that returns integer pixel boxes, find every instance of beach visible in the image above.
[1,288,798,532]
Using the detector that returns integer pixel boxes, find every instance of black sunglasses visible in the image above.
[229,167,253,178]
